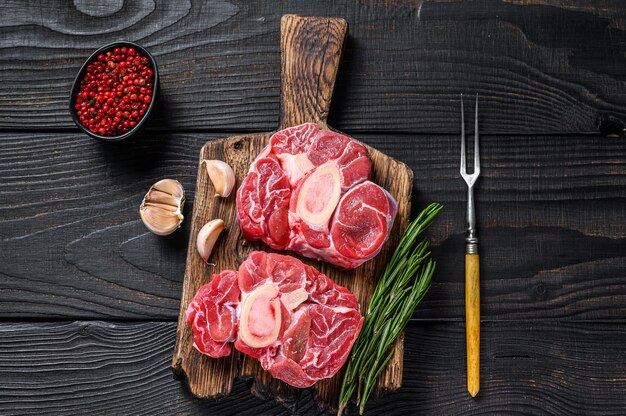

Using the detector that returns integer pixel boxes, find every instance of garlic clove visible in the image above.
[197,219,225,263]
[140,203,184,236]
[140,179,185,236]
[145,189,179,207]
[203,160,235,198]
[152,179,185,199]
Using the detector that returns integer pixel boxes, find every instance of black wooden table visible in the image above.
[2,1,626,415]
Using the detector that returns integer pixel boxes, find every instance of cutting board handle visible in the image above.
[279,14,348,130]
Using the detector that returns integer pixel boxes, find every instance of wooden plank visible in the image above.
[173,14,411,407]
[0,321,302,416]
[1,1,626,134]
[1,320,625,415]
[366,320,626,416]
[172,132,412,406]
[1,132,625,321]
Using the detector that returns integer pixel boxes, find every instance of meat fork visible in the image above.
[460,94,480,397]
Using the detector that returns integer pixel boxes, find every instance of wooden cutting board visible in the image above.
[172,14,413,411]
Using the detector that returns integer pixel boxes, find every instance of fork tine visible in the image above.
[474,94,480,174]
[460,94,466,175]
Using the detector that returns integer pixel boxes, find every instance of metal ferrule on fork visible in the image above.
[466,232,478,254]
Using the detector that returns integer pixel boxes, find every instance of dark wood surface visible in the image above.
[1,0,626,415]
[2,0,626,135]
[2,321,626,415]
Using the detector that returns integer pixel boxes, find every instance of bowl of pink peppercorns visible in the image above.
[70,41,159,141]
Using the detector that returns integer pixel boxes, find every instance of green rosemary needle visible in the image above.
[338,202,442,415]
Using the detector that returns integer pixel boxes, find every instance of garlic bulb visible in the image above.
[197,219,225,263]
[140,179,185,236]
[203,160,235,198]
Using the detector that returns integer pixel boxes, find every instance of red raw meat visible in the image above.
[186,251,363,388]
[236,123,397,269]
[185,270,240,358]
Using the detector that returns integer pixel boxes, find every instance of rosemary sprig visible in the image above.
[338,202,442,415]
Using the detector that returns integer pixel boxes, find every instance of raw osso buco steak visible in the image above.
[186,251,363,387]
[236,123,398,269]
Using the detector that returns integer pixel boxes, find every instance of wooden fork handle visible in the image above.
[466,253,480,397]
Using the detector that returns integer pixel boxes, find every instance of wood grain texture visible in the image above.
[279,15,347,129]
[465,253,480,397]
[1,132,625,322]
[2,320,626,415]
[172,135,412,407]
[3,2,626,414]
[0,321,316,416]
[172,15,412,409]
[1,0,626,134]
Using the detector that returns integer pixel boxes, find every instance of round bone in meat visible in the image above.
[186,252,363,388]
[236,123,397,269]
